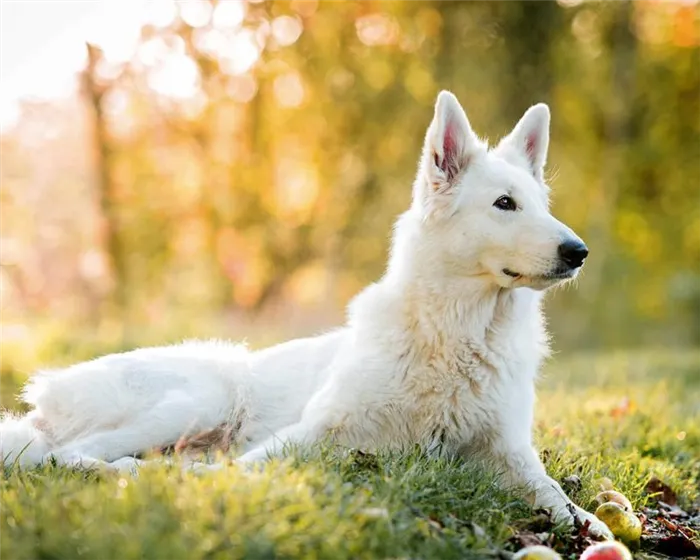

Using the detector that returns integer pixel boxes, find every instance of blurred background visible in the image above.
[1,0,699,394]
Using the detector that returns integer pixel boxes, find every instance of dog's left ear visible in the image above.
[496,104,550,181]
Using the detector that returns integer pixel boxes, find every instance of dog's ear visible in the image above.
[421,91,482,195]
[496,103,550,181]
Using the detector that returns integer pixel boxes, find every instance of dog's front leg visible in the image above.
[237,416,331,464]
[236,364,367,465]
[183,415,333,473]
[197,364,365,471]
[485,383,613,539]
[491,442,613,540]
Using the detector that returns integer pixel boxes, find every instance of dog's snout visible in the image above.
[558,239,589,269]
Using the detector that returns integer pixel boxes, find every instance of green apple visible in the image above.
[513,545,562,560]
[595,490,633,512]
[594,502,642,544]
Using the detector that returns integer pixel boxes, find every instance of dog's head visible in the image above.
[405,91,587,291]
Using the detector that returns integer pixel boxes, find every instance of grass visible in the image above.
[1,335,699,559]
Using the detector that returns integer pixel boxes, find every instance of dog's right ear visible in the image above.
[417,91,483,203]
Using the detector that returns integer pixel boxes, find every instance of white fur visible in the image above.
[0,92,611,539]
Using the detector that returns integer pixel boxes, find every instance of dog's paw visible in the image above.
[551,503,613,541]
[181,460,225,475]
[43,452,112,473]
[232,457,266,473]
[577,508,614,540]
[236,450,267,464]
[587,519,614,541]
[109,457,144,477]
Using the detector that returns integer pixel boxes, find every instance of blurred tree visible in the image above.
[492,0,562,122]
[1,0,698,350]
[82,44,127,319]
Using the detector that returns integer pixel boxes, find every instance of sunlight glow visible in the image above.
[179,1,213,29]
[84,2,143,64]
[148,53,200,99]
[286,261,327,305]
[273,72,305,108]
[1,0,295,131]
[102,88,132,136]
[1,0,211,134]
[137,38,171,67]
[355,13,399,47]
[271,16,303,47]
[5,34,88,102]
[220,30,260,75]
[274,155,319,217]
[227,74,258,103]
[0,101,20,135]
[193,28,227,58]
[144,0,177,28]
[213,1,246,29]
[255,20,272,49]
[1,20,88,133]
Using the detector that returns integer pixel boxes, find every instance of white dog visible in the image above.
[1,91,612,539]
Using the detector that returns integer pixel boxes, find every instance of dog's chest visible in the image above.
[383,341,509,449]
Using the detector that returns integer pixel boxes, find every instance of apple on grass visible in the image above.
[512,545,562,559]
[594,502,642,544]
[580,541,633,560]
[595,490,633,512]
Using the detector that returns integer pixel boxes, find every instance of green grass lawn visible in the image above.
[1,346,699,560]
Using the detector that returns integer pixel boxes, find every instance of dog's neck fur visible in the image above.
[352,211,547,371]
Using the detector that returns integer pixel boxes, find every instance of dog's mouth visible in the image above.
[538,270,577,282]
[502,267,577,282]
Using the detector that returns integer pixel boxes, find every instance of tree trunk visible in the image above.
[82,44,127,324]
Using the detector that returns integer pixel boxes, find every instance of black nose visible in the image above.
[558,239,589,269]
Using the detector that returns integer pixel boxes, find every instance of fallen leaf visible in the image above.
[645,533,700,557]
[659,501,689,518]
[638,511,647,527]
[510,529,543,549]
[645,477,678,506]
[659,517,679,532]
[568,520,599,555]
[513,510,555,533]
[638,502,700,558]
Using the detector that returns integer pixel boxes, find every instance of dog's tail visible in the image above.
[0,414,50,468]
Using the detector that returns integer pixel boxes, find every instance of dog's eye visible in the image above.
[493,195,517,211]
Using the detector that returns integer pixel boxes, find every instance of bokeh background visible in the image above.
[1,0,699,398]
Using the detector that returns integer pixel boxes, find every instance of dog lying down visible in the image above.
[0,91,612,539]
